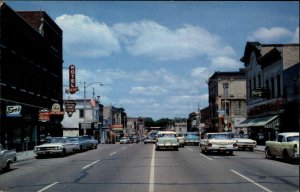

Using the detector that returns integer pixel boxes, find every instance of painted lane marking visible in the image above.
[149,145,155,192]
[110,152,117,156]
[231,169,273,192]
[186,147,194,152]
[82,160,100,170]
[37,182,59,192]
[200,154,213,160]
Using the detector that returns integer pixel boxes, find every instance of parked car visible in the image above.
[68,136,90,152]
[200,133,238,155]
[144,136,156,144]
[155,131,179,151]
[228,133,256,151]
[34,137,76,158]
[82,135,98,149]
[0,144,17,173]
[184,132,200,146]
[120,137,130,144]
[265,132,299,162]
[176,132,185,147]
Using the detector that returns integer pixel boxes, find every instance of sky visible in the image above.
[7,1,299,120]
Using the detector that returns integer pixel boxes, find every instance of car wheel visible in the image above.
[265,147,275,159]
[5,162,11,171]
[174,147,179,151]
[61,149,66,157]
[283,150,291,162]
[249,147,254,151]
[155,146,160,151]
[228,151,233,156]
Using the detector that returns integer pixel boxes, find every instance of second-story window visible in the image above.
[271,77,275,98]
[277,74,281,97]
[258,74,261,88]
[79,109,84,118]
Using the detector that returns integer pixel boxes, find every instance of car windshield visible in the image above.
[47,137,66,143]
[287,136,299,142]
[158,133,176,138]
[184,133,199,137]
[208,134,230,139]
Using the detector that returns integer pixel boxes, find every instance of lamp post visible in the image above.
[223,82,229,131]
[83,82,103,135]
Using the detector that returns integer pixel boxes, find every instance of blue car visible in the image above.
[184,132,200,146]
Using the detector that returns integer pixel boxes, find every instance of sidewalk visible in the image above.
[254,145,265,152]
[16,150,36,162]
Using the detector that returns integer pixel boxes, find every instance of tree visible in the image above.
[143,117,156,127]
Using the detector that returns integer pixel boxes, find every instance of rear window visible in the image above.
[287,136,299,142]
[158,133,176,138]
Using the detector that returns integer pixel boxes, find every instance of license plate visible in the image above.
[219,147,225,150]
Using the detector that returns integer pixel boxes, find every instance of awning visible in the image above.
[238,115,278,128]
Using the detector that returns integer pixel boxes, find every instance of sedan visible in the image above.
[82,135,98,149]
[34,137,76,158]
[68,136,90,152]
[120,137,130,144]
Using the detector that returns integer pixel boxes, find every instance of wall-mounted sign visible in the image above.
[65,100,76,117]
[66,64,79,94]
[6,105,22,117]
[39,109,50,122]
[50,103,64,115]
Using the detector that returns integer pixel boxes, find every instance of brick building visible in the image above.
[0,2,63,151]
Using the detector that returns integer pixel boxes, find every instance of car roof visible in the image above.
[157,131,176,134]
[278,132,299,137]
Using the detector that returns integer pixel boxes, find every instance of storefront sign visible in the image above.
[6,105,22,117]
[65,100,76,117]
[248,98,283,117]
[39,109,50,122]
[50,103,64,115]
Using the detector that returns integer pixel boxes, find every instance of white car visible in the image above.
[228,133,256,151]
[155,131,179,151]
[200,133,238,155]
[34,137,76,158]
[265,132,299,162]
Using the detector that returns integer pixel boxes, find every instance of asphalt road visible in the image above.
[0,143,299,192]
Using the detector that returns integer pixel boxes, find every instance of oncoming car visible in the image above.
[155,131,179,151]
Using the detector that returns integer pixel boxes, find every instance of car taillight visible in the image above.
[208,143,212,147]
[233,143,237,147]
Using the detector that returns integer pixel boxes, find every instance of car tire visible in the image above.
[249,147,254,151]
[174,147,179,151]
[61,149,66,157]
[155,147,160,151]
[283,150,291,162]
[265,147,275,159]
[5,162,11,171]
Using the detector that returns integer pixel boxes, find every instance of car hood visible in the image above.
[208,139,236,144]
[36,143,64,147]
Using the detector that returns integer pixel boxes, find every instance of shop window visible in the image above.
[79,109,84,118]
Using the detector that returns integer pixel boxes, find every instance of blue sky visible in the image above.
[7,1,299,120]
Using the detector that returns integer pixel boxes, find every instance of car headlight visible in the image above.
[35,147,40,151]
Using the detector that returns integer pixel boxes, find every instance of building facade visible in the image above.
[206,69,247,133]
[61,98,103,141]
[0,3,63,151]
[240,42,299,143]
[126,117,145,137]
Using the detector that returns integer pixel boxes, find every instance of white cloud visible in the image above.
[248,27,293,42]
[210,56,243,71]
[113,21,235,61]
[291,26,299,43]
[55,14,120,58]
[130,86,167,95]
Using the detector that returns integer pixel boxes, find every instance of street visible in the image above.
[0,144,299,192]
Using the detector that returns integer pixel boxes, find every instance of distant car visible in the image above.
[184,132,200,146]
[200,133,238,155]
[228,133,256,151]
[155,131,179,151]
[120,137,130,144]
[34,137,76,158]
[176,132,185,147]
[265,132,299,162]
[68,136,90,152]
[130,136,139,143]
[82,135,98,149]
[144,136,156,144]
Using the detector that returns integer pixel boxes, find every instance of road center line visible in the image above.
[149,145,155,192]
[82,160,100,170]
[110,152,117,156]
[187,147,194,152]
[200,154,213,160]
[37,182,59,192]
[230,169,273,192]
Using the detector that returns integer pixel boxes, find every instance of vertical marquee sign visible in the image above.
[66,64,79,94]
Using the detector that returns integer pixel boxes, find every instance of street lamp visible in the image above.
[223,82,229,131]
[83,81,103,135]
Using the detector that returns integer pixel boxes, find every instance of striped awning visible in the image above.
[238,115,278,128]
